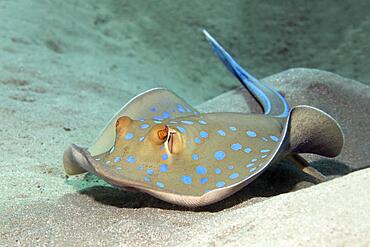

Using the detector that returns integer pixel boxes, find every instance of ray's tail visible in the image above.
[203,30,290,118]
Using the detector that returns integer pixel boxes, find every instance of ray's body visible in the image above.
[63,31,343,207]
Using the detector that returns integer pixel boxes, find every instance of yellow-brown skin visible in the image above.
[93,113,284,196]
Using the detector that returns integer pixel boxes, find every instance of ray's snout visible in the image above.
[63,144,90,175]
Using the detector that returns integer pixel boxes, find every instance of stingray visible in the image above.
[63,30,344,207]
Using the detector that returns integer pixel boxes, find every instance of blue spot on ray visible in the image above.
[152,116,163,121]
[125,132,134,140]
[251,158,258,162]
[144,176,150,182]
[215,168,221,174]
[140,123,150,129]
[229,126,237,132]
[194,137,201,144]
[231,143,242,151]
[182,175,192,185]
[270,135,279,142]
[126,155,135,163]
[181,120,194,125]
[177,104,185,113]
[216,181,226,188]
[139,137,145,142]
[196,166,207,175]
[159,164,168,172]
[246,163,254,168]
[260,149,271,153]
[150,107,157,112]
[214,151,226,161]
[162,153,168,160]
[250,167,257,172]
[114,157,121,163]
[244,147,252,153]
[176,126,186,133]
[199,120,207,125]
[156,182,165,188]
[200,177,208,184]
[192,154,199,160]
[200,131,208,138]
[229,173,239,179]
[162,111,171,119]
[227,165,234,170]
[217,130,226,136]
[147,169,154,175]
[138,165,143,171]
[246,131,257,137]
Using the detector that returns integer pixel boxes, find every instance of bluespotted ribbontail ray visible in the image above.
[63,30,344,207]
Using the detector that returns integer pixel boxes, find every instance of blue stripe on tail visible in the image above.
[203,29,290,118]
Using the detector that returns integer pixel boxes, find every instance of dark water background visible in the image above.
[120,0,370,84]
[99,0,370,85]
[1,0,369,105]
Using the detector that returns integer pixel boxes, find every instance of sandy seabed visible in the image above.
[1,1,370,246]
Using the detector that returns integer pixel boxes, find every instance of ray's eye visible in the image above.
[149,124,169,145]
[115,116,133,134]
[157,126,168,141]
[148,124,183,154]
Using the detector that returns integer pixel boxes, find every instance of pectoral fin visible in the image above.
[286,105,344,157]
